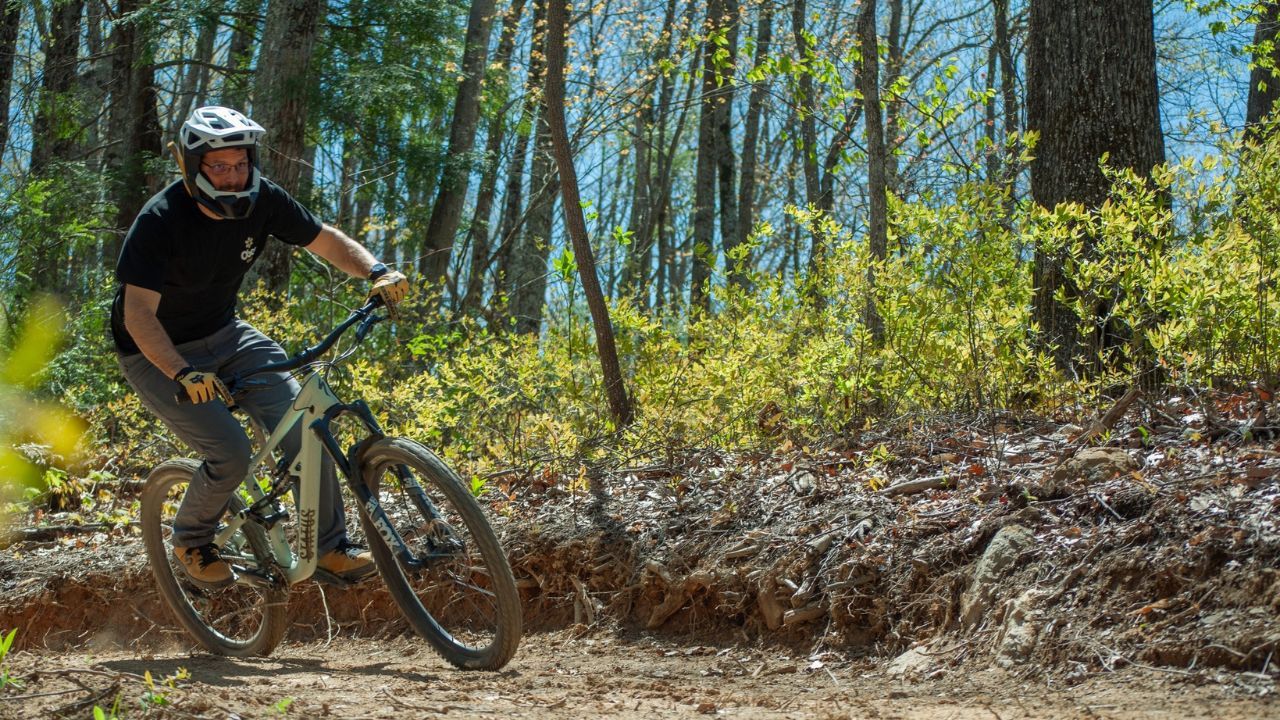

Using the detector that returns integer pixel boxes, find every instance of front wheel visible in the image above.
[357,438,522,670]
[140,458,288,656]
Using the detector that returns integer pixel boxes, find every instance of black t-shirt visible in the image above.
[110,178,323,354]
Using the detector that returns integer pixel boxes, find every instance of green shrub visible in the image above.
[31,131,1280,490]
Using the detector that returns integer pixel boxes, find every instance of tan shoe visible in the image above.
[174,544,235,588]
[318,541,375,580]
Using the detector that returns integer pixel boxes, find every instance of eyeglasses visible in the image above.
[201,161,251,176]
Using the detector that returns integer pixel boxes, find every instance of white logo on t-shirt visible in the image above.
[241,237,256,263]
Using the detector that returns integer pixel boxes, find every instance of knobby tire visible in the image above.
[140,458,288,656]
[358,437,522,670]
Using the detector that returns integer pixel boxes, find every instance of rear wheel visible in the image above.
[358,438,522,670]
[140,458,288,656]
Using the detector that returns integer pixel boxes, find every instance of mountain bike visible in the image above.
[138,298,521,670]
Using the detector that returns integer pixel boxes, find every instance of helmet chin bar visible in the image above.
[193,169,261,219]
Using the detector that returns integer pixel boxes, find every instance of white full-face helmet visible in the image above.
[178,106,265,219]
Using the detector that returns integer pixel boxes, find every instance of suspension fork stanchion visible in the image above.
[309,407,426,571]
[337,401,443,522]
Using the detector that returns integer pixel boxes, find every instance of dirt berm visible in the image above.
[2,415,1278,687]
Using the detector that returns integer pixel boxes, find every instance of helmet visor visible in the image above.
[193,170,261,219]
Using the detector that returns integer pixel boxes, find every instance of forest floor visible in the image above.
[1,390,1279,717]
[0,632,1275,719]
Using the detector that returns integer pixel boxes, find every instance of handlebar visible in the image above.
[236,296,385,383]
[174,296,387,405]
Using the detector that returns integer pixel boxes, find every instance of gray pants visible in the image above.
[119,319,347,551]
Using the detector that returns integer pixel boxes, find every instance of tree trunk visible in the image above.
[80,0,110,169]
[461,0,526,315]
[421,0,498,290]
[858,0,887,344]
[354,166,375,243]
[0,0,22,161]
[654,203,670,312]
[221,0,260,108]
[649,2,698,313]
[792,0,823,280]
[336,134,358,231]
[544,0,632,426]
[620,0,679,308]
[508,0,556,335]
[620,91,653,303]
[621,15,665,305]
[1248,2,1280,139]
[251,0,323,294]
[1027,0,1164,371]
[782,144,801,280]
[690,1,720,314]
[377,121,399,255]
[30,0,84,175]
[994,0,1020,212]
[601,142,625,297]
[509,118,556,334]
[25,0,83,303]
[255,0,322,192]
[494,0,547,324]
[819,113,859,213]
[736,5,771,270]
[494,125,532,317]
[106,0,163,257]
[884,0,903,197]
[714,0,741,288]
[985,34,1000,184]
[493,118,532,313]
[172,9,219,132]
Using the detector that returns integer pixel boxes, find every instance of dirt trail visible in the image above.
[2,631,1275,719]
[5,406,1280,717]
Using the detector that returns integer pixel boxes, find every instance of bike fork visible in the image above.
[311,400,428,572]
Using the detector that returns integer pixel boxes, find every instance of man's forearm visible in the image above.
[306,224,380,278]
[123,286,188,378]
[129,313,188,378]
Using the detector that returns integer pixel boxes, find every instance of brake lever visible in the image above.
[354,312,385,342]
[217,379,238,411]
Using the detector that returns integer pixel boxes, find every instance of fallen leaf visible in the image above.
[1132,598,1171,616]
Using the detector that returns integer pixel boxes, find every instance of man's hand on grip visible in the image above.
[370,270,409,305]
[369,267,410,309]
[174,366,228,404]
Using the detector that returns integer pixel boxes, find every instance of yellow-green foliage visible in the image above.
[368,188,1047,473]
[1038,139,1280,389]
[0,296,87,510]
[58,132,1280,480]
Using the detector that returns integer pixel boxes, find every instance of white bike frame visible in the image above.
[212,371,340,585]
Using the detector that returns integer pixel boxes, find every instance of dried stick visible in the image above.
[879,474,949,497]
[1076,386,1142,446]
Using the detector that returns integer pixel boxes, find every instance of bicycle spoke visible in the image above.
[141,459,288,656]
[358,438,521,670]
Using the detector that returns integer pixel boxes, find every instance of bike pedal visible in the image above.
[312,566,378,588]
[233,566,278,589]
[311,568,354,588]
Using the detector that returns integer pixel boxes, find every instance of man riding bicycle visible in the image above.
[111,106,409,589]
